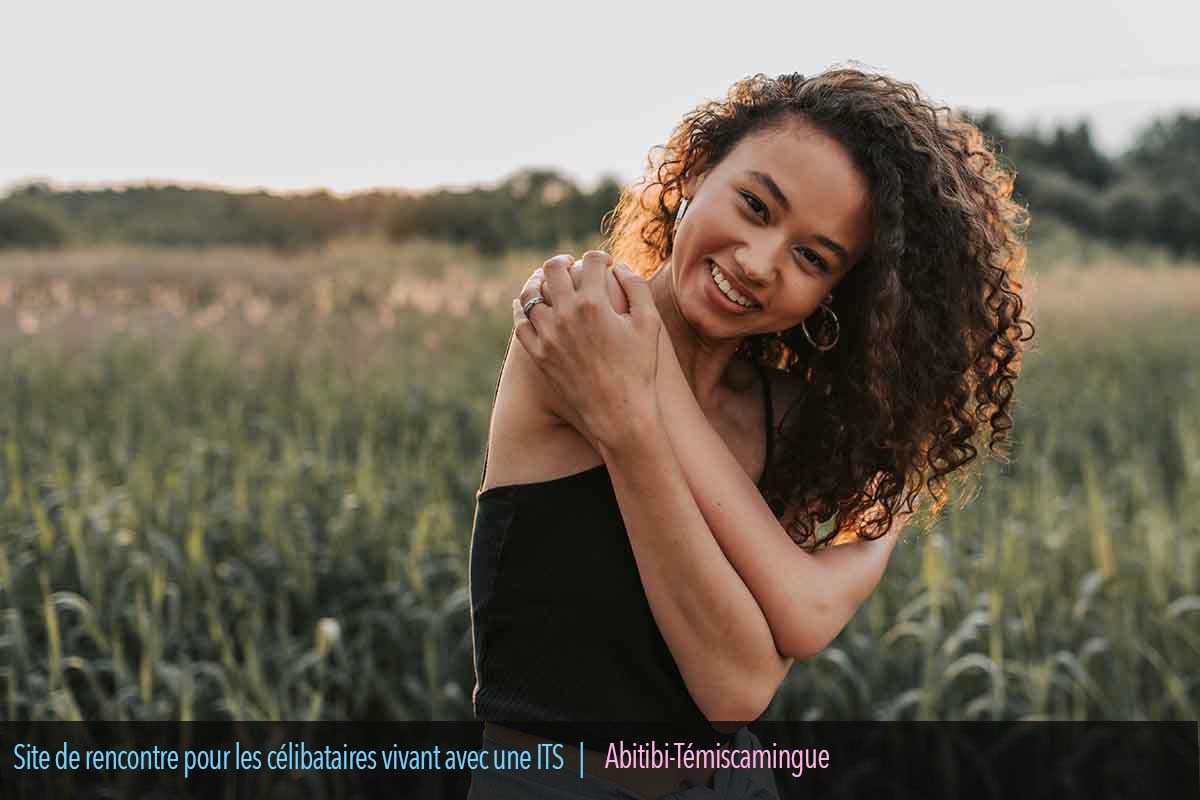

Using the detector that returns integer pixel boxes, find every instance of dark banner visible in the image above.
[0,721,1196,799]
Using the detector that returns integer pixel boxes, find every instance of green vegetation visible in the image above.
[385,170,622,256]
[772,313,1200,721]
[0,196,69,249]
[0,183,372,252]
[0,239,1197,722]
[972,111,1200,257]
[0,169,622,256]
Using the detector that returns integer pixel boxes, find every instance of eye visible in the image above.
[741,189,830,273]
[796,247,829,273]
[740,191,768,222]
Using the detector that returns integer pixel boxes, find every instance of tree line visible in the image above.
[969,111,1200,257]
[2,111,1198,257]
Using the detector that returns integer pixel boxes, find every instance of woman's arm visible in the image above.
[513,253,793,723]
[595,410,796,723]
[653,332,908,661]
[529,256,905,659]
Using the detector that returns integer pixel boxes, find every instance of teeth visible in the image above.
[710,265,757,309]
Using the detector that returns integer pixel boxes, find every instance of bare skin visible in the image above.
[486,259,903,800]
[486,118,872,492]
[478,314,786,799]
[479,121,908,798]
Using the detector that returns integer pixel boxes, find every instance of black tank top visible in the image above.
[468,345,775,752]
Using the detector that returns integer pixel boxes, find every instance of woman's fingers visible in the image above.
[613,263,655,322]
[576,250,611,294]
[541,251,614,318]
[518,253,576,313]
[542,253,575,271]
[519,268,546,307]
[515,252,619,321]
[512,298,545,358]
[541,254,575,306]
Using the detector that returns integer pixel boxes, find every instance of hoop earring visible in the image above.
[801,302,840,351]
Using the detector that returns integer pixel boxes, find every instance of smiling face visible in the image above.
[668,117,873,342]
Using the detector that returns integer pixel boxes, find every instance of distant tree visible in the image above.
[1127,112,1200,194]
[8,180,55,197]
[1122,113,1200,255]
[1017,168,1104,234]
[385,168,624,255]
[590,174,623,236]
[1151,189,1200,257]
[1102,180,1158,245]
[0,198,69,249]
[1046,122,1115,189]
[965,113,1116,193]
[0,184,376,251]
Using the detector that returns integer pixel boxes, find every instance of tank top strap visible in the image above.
[752,360,773,490]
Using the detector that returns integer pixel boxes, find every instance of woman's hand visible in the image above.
[512,251,662,452]
[519,256,630,314]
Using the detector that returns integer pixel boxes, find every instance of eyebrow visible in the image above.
[745,169,851,269]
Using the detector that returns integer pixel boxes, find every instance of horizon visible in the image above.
[5,100,1194,200]
[4,1,1197,195]
[6,91,1195,198]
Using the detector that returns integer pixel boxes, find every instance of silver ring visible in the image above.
[522,296,545,317]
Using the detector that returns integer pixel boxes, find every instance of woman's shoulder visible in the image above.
[478,331,604,495]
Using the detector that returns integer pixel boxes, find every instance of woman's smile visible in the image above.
[710,261,762,309]
[703,261,762,315]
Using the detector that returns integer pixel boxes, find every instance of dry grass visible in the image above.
[0,239,559,373]
[1025,260,1200,330]
[2,240,1198,347]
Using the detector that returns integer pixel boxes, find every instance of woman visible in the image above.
[468,69,1033,798]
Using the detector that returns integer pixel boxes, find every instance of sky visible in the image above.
[3,0,1197,195]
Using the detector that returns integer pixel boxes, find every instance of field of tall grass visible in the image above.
[0,237,1197,722]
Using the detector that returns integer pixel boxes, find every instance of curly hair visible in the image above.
[600,67,1036,550]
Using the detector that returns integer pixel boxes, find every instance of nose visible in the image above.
[733,242,777,287]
